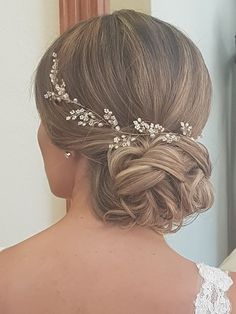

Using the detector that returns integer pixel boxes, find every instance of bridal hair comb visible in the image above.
[44,52,197,150]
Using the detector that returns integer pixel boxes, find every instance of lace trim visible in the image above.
[194,263,233,314]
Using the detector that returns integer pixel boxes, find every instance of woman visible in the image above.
[0,9,235,314]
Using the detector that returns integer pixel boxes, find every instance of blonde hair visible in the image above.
[34,9,214,234]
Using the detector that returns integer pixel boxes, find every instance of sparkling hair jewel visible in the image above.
[44,52,198,150]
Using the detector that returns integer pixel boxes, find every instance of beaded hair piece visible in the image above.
[44,52,196,150]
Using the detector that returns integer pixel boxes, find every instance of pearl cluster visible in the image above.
[44,52,197,150]
[109,135,137,150]
[180,121,192,137]
[44,53,71,103]
[66,108,104,127]
[159,133,180,143]
[133,118,165,138]
[103,109,120,131]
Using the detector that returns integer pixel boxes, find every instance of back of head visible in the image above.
[35,9,214,234]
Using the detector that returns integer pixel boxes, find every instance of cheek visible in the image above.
[37,124,75,198]
[37,124,44,154]
[37,123,49,161]
[47,157,76,199]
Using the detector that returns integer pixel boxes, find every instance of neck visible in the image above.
[60,159,167,246]
[63,190,166,248]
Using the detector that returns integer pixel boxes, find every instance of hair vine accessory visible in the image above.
[133,118,165,138]
[44,52,197,150]
[180,121,192,137]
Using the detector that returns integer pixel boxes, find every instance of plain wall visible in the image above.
[151,0,236,265]
[0,0,65,248]
[110,0,150,13]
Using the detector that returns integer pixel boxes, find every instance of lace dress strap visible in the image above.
[194,263,233,314]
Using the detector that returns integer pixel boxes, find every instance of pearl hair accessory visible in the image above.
[44,52,197,150]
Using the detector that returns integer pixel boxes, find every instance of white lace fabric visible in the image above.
[194,263,234,314]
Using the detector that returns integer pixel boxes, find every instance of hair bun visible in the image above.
[104,137,214,233]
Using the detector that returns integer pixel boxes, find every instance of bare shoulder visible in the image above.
[0,229,63,313]
[0,240,39,280]
[228,271,236,313]
[0,224,61,280]
[0,244,26,283]
[0,244,28,312]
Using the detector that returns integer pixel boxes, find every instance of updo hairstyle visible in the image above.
[35,9,214,234]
